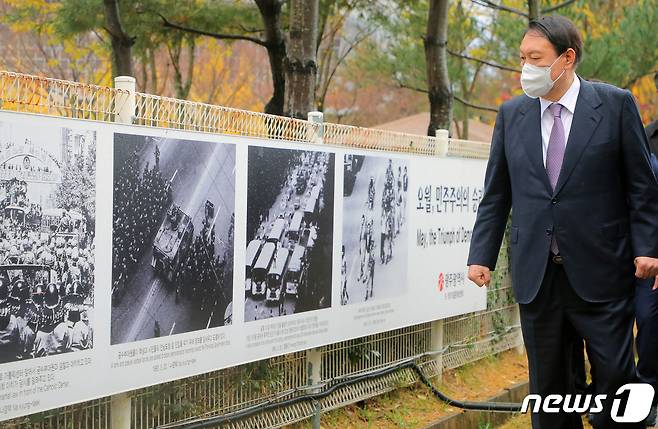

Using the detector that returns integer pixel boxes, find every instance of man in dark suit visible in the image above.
[636,72,658,426]
[572,76,658,429]
[645,73,658,156]
[467,15,658,429]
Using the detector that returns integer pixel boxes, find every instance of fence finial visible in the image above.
[114,75,136,124]
[435,129,449,157]
[308,111,324,144]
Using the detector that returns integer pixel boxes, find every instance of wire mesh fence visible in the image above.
[0,70,520,429]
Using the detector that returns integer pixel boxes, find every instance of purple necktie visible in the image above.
[546,103,565,254]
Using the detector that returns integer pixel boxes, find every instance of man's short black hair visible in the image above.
[525,15,583,65]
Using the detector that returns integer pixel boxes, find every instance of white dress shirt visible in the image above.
[539,75,581,166]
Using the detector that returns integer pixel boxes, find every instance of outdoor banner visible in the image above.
[0,110,487,421]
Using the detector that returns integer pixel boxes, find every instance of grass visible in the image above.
[287,349,529,428]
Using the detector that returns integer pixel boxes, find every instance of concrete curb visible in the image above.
[422,380,529,429]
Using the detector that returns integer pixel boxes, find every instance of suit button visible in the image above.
[551,197,558,205]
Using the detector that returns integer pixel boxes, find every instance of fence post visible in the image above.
[506,240,524,355]
[430,319,444,379]
[434,129,449,157]
[305,111,324,428]
[111,75,135,429]
[513,305,524,354]
[307,111,324,144]
[511,266,524,354]
[429,129,449,378]
[114,76,136,124]
[110,392,131,429]
[306,347,323,429]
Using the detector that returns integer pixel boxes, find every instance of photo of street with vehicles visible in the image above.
[0,121,95,363]
[245,146,335,321]
[341,155,408,305]
[111,133,235,345]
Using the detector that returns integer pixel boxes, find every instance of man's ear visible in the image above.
[565,47,577,69]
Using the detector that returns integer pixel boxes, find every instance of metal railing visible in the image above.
[0,70,519,429]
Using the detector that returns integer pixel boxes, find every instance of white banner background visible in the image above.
[0,111,487,421]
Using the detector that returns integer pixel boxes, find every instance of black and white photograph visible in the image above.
[245,146,334,321]
[111,133,235,345]
[0,122,96,363]
[341,155,409,305]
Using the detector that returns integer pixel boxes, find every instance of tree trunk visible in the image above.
[315,28,336,112]
[453,117,462,139]
[528,0,540,21]
[315,0,333,55]
[166,35,196,100]
[139,55,148,92]
[178,38,195,99]
[103,0,134,78]
[149,48,158,93]
[425,0,452,136]
[256,0,287,116]
[284,0,319,119]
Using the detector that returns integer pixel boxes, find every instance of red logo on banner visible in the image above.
[438,273,445,292]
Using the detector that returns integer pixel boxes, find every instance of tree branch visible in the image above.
[92,30,106,44]
[237,24,265,33]
[393,76,428,93]
[394,76,499,113]
[448,49,520,73]
[158,13,268,47]
[542,0,577,14]
[322,28,376,93]
[471,0,528,18]
[454,95,499,113]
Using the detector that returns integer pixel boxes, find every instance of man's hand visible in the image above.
[468,265,491,287]
[634,257,658,290]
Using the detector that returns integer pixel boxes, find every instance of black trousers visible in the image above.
[520,257,640,429]
[635,278,658,406]
[575,277,658,405]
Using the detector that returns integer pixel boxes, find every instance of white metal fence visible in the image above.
[0,70,519,429]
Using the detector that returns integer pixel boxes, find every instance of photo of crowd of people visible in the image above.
[111,133,235,345]
[0,123,96,363]
[341,155,408,305]
[245,146,335,321]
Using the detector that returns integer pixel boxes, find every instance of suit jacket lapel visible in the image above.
[519,97,553,195]
[554,78,603,195]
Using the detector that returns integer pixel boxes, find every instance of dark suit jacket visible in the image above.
[646,120,658,158]
[467,77,658,304]
[651,152,658,177]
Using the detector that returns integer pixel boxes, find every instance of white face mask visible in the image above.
[520,54,566,99]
